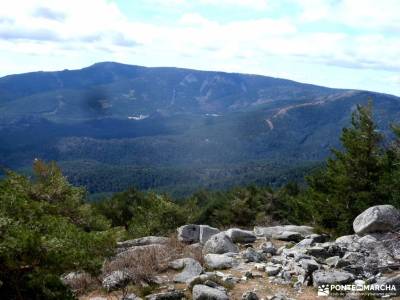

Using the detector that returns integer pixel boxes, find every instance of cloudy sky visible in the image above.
[0,0,399,95]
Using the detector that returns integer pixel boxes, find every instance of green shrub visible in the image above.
[96,188,187,238]
[0,161,115,299]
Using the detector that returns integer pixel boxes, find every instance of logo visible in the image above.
[318,284,330,296]
[317,283,397,297]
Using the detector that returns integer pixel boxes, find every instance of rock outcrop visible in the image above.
[192,284,229,300]
[178,224,221,244]
[312,270,355,287]
[97,204,400,299]
[200,225,220,244]
[203,232,239,254]
[169,258,203,283]
[177,224,200,243]
[353,205,400,235]
[205,254,238,270]
[225,228,256,243]
[254,225,314,239]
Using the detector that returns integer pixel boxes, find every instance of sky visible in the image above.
[0,0,399,95]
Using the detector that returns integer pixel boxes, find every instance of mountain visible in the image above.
[1,62,400,195]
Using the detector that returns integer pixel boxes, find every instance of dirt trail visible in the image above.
[265,90,359,130]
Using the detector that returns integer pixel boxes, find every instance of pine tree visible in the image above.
[379,124,400,207]
[306,101,385,235]
[0,161,115,299]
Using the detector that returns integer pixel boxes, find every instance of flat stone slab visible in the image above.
[312,270,355,287]
[254,225,313,238]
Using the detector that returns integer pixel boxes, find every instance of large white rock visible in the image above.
[353,205,400,235]
[254,225,313,239]
[192,284,229,300]
[205,254,237,269]
[177,224,200,243]
[312,270,355,287]
[169,258,203,283]
[178,224,221,244]
[200,225,220,244]
[203,232,239,254]
[332,231,400,274]
[225,228,256,243]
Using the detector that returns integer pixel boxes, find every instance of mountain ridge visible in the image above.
[1,62,400,195]
[2,62,396,105]
[0,61,345,89]
[0,61,343,109]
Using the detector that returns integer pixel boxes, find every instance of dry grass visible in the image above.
[63,272,100,296]
[165,234,187,257]
[164,233,205,266]
[103,244,172,284]
[102,233,204,285]
[183,245,204,266]
[78,234,210,299]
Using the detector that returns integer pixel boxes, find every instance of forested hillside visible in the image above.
[1,103,400,299]
[2,63,400,195]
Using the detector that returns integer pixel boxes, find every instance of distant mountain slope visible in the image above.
[1,62,399,194]
[0,62,340,121]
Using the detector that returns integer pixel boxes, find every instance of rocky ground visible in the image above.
[67,205,400,300]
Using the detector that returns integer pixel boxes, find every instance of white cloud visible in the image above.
[296,0,331,22]
[172,12,400,73]
[0,0,400,97]
[148,0,269,9]
[179,13,217,26]
[296,0,400,31]
[146,0,187,6]
[0,0,130,45]
[339,0,400,31]
[0,0,398,72]
[388,76,400,86]
[198,0,269,10]
[32,6,66,21]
